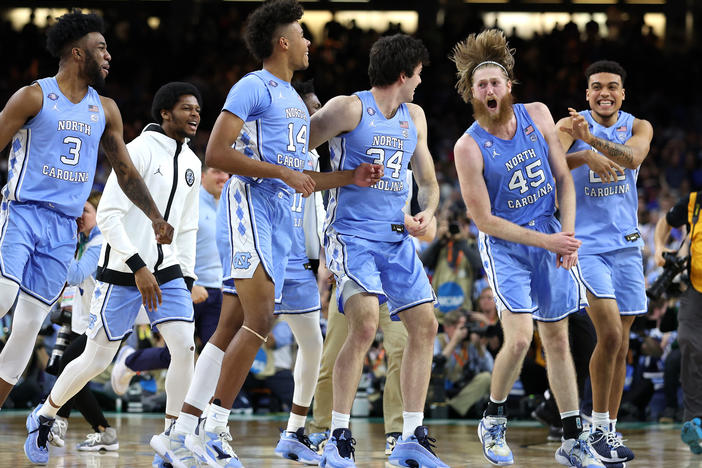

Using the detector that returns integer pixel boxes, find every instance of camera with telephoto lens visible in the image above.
[45,307,72,376]
[646,252,689,300]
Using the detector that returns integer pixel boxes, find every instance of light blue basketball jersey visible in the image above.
[4,77,105,217]
[285,146,318,280]
[222,69,309,196]
[569,110,640,254]
[466,104,556,226]
[326,90,417,242]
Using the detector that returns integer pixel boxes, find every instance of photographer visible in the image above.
[654,192,702,452]
[420,207,482,313]
[433,309,493,417]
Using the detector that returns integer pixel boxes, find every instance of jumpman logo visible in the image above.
[492,149,500,157]
[154,166,163,176]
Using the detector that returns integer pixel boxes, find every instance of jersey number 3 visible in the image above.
[61,136,82,166]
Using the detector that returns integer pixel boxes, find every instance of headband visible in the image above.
[472,61,508,77]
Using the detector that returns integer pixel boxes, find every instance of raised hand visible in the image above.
[559,107,593,143]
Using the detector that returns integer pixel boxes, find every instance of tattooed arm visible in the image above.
[99,96,174,244]
[562,107,653,169]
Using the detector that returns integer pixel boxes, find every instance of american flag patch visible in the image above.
[616,126,627,132]
[525,125,534,135]
[88,105,99,112]
[400,121,409,128]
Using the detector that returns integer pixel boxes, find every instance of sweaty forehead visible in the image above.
[588,72,622,87]
[472,66,508,85]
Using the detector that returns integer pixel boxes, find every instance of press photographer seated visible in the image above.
[432,309,493,418]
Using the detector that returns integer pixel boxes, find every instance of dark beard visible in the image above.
[84,53,105,91]
[471,93,514,127]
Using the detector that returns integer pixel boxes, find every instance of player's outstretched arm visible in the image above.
[0,84,42,152]
[100,96,174,244]
[205,110,315,196]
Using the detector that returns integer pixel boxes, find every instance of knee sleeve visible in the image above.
[0,294,49,384]
[50,328,120,407]
[183,342,225,411]
[285,312,323,407]
[159,321,196,416]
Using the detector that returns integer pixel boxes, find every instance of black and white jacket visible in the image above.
[96,124,200,289]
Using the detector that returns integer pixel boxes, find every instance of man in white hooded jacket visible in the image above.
[24,82,202,465]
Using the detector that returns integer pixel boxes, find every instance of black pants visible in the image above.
[56,333,110,432]
[678,286,702,421]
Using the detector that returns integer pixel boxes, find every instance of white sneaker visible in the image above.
[150,430,201,468]
[49,416,68,447]
[111,345,136,396]
[188,425,243,467]
[77,427,119,451]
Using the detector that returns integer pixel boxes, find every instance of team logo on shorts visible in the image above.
[268,80,278,87]
[185,168,195,186]
[48,93,58,101]
[367,107,376,116]
[233,251,252,269]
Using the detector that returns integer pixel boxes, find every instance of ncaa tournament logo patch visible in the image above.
[268,80,278,87]
[184,168,195,186]
[48,93,58,101]
[616,125,627,142]
[484,140,493,148]
[367,107,376,116]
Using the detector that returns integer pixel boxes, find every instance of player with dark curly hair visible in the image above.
[0,10,173,465]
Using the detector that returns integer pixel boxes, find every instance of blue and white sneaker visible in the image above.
[555,433,605,468]
[388,426,449,467]
[150,430,201,468]
[188,425,243,468]
[588,429,633,463]
[24,405,54,465]
[152,453,172,468]
[478,416,513,466]
[274,427,321,465]
[319,428,356,468]
[385,432,401,456]
[681,418,702,455]
[308,430,329,453]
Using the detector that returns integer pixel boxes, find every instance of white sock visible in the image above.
[165,418,175,432]
[330,411,350,432]
[592,411,609,432]
[287,412,307,433]
[402,411,424,441]
[174,412,199,435]
[204,403,230,433]
[610,419,617,434]
[38,402,58,420]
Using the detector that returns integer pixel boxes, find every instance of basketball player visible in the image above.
[148,3,381,468]
[24,81,202,465]
[451,29,603,468]
[309,33,447,468]
[0,10,172,420]
[557,60,652,466]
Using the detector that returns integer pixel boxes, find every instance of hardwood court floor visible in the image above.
[0,411,699,467]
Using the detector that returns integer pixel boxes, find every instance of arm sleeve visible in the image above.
[65,234,104,285]
[175,160,201,285]
[666,195,691,229]
[222,74,271,122]
[96,139,148,269]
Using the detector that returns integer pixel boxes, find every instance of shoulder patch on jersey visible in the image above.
[185,168,195,187]
[367,107,376,116]
[48,93,58,101]
[484,140,493,148]
[268,80,278,87]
